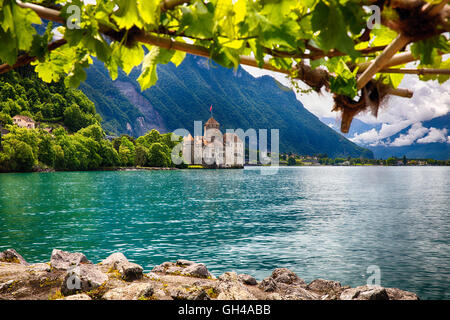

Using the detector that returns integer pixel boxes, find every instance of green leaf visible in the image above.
[411,35,449,66]
[119,43,145,75]
[171,50,186,67]
[112,0,143,29]
[0,0,41,65]
[138,0,160,26]
[180,0,215,39]
[329,58,358,98]
[311,0,358,58]
[137,46,175,91]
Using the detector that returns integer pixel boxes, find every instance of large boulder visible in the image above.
[258,268,305,293]
[217,272,256,300]
[61,264,108,296]
[307,279,343,295]
[258,278,278,292]
[340,285,389,300]
[385,287,419,300]
[50,249,91,270]
[0,249,29,265]
[170,286,211,300]
[271,268,306,286]
[103,283,154,300]
[151,259,214,279]
[258,268,319,300]
[238,274,257,286]
[100,252,143,281]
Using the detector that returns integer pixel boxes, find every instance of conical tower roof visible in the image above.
[205,117,219,126]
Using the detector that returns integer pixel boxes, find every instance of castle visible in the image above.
[182,117,244,168]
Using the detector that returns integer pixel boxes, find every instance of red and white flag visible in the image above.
[210,105,213,112]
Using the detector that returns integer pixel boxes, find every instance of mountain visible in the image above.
[322,113,449,160]
[80,55,373,158]
[321,117,381,139]
[369,113,449,160]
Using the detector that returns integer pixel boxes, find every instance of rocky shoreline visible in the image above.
[0,249,419,300]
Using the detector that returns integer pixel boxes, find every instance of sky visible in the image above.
[242,64,450,147]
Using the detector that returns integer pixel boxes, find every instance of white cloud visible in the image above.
[390,123,429,146]
[350,120,413,146]
[243,64,450,146]
[417,127,448,144]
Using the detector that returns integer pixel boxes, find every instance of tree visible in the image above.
[147,142,170,167]
[402,155,407,165]
[98,140,119,167]
[136,129,161,148]
[135,145,149,167]
[78,124,105,142]
[63,104,96,132]
[287,157,296,166]
[2,139,36,171]
[38,134,56,167]
[118,136,135,166]
[0,0,448,134]
[386,157,397,166]
[0,112,13,126]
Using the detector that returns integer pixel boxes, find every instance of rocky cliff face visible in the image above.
[0,248,418,300]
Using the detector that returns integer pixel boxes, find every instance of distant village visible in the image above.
[280,154,449,166]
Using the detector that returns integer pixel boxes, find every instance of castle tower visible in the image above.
[204,117,221,143]
[204,117,220,132]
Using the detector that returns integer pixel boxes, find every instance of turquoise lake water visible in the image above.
[0,167,449,299]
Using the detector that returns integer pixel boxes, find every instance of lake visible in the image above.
[0,167,449,299]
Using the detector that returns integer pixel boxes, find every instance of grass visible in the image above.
[188,165,204,169]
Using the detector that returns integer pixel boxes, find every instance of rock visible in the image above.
[0,249,29,265]
[151,262,172,273]
[385,287,419,300]
[170,286,210,300]
[30,263,51,272]
[103,283,154,300]
[266,293,283,300]
[282,286,319,300]
[152,260,214,279]
[50,249,91,270]
[307,279,342,294]
[100,252,128,267]
[271,268,306,286]
[60,293,92,300]
[146,272,161,281]
[0,280,15,293]
[258,278,278,292]
[61,264,108,296]
[119,262,143,281]
[181,263,212,278]
[101,252,143,281]
[238,274,257,286]
[340,285,389,300]
[217,272,256,300]
[219,272,239,282]
[176,259,195,266]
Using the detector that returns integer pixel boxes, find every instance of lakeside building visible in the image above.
[182,117,244,168]
[12,115,35,129]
